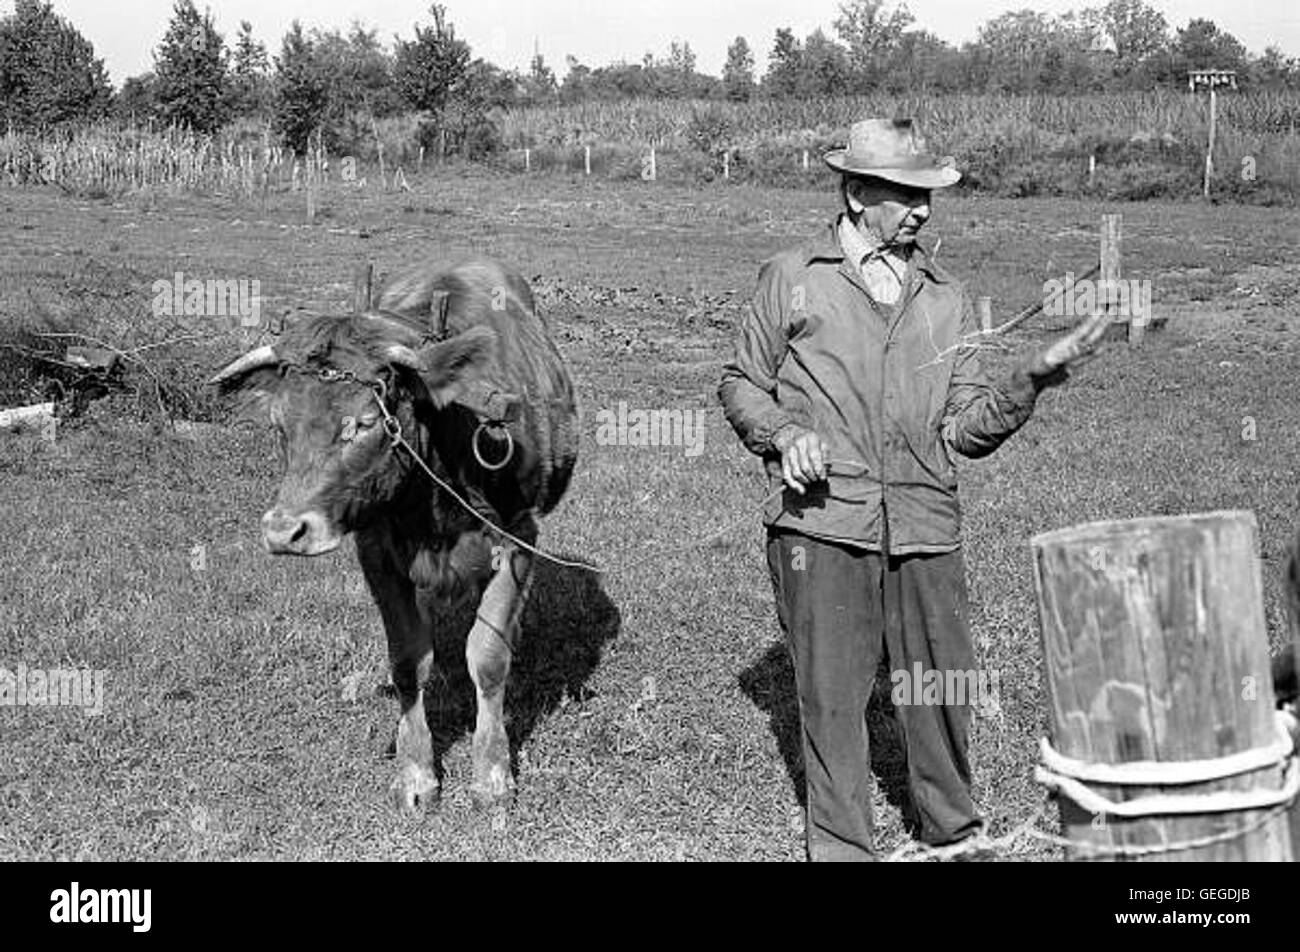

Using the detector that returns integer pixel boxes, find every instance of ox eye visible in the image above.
[340,413,379,443]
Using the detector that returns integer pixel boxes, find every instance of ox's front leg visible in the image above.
[358,539,438,817]
[466,544,533,809]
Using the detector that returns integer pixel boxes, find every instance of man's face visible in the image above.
[844,176,931,246]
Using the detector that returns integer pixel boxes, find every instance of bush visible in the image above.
[685,104,734,155]
[1093,162,1199,201]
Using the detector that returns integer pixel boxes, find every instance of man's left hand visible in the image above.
[1028,305,1112,377]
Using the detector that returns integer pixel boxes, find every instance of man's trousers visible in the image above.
[766,528,984,861]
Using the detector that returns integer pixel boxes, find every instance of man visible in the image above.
[718,118,1110,861]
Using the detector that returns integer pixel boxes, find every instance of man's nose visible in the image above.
[911,204,930,225]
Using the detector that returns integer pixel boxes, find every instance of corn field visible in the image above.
[0,121,327,197]
[3,90,1297,201]
[497,91,1300,148]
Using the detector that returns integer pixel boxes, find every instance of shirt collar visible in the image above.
[803,218,950,284]
[837,214,886,267]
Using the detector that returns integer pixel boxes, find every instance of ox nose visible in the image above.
[262,509,340,556]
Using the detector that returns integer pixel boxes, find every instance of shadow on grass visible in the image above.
[415,556,620,783]
[738,643,919,833]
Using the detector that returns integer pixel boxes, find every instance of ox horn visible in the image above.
[209,344,279,385]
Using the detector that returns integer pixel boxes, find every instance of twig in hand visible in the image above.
[917,264,1103,371]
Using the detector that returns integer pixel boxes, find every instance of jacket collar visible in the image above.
[802,219,951,284]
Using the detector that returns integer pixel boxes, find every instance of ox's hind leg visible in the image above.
[466,544,533,809]
[358,539,438,817]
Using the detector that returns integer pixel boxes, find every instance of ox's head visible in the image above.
[210,313,495,555]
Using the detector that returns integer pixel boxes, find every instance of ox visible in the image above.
[211,258,578,815]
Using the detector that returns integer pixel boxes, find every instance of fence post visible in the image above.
[1031,511,1293,861]
[977,296,992,333]
[1099,213,1123,342]
[352,263,374,314]
[802,149,809,171]
[722,150,729,181]
[1088,153,1096,188]
[585,144,591,176]
[524,148,531,173]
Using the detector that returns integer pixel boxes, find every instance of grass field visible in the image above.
[1,169,1298,860]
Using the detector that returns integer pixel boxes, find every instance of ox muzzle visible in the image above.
[261,508,342,556]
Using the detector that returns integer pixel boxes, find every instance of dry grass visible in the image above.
[1,173,1298,860]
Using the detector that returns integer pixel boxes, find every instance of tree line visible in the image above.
[2,0,1298,156]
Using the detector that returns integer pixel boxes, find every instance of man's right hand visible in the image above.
[773,425,829,495]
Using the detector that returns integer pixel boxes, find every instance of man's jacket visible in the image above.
[718,221,1055,555]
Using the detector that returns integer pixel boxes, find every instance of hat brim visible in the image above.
[823,149,961,189]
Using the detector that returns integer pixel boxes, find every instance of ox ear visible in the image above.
[405,325,496,407]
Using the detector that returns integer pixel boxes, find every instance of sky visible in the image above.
[13,0,1300,86]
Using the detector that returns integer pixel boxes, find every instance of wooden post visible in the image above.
[305,162,316,222]
[650,146,656,181]
[802,149,809,171]
[524,148,531,173]
[419,145,425,172]
[977,296,992,333]
[1204,84,1217,200]
[722,150,730,181]
[1100,213,1123,342]
[1032,511,1293,862]
[352,262,374,314]
[1088,153,1096,188]
[584,144,591,176]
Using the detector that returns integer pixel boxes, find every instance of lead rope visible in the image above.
[366,379,866,575]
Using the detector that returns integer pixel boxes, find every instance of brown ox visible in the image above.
[211,257,578,815]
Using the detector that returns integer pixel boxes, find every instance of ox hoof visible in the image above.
[470,763,516,812]
[391,762,439,818]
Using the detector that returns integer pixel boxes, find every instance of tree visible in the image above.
[803,29,851,96]
[972,10,1059,92]
[0,0,112,129]
[116,73,159,121]
[765,28,804,97]
[833,0,915,92]
[1094,0,1167,63]
[272,20,328,154]
[559,55,591,102]
[393,4,470,116]
[153,0,229,132]
[1248,45,1300,91]
[888,29,962,93]
[722,36,755,101]
[1172,18,1247,76]
[521,50,558,104]
[230,20,270,117]
[312,22,402,120]
[662,40,699,97]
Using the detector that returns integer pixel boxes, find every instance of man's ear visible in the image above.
[413,325,497,407]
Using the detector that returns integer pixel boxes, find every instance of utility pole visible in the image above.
[1188,69,1237,200]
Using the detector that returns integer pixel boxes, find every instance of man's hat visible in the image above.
[823,118,960,190]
